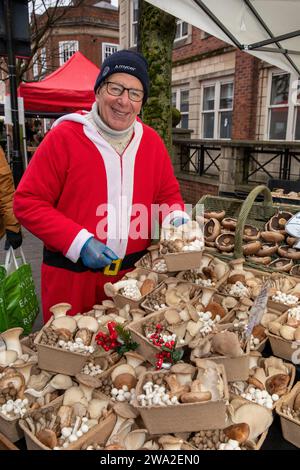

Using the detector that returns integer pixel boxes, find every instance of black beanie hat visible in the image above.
[94,49,149,104]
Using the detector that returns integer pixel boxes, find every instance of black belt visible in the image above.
[43,247,147,274]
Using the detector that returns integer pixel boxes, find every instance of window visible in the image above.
[32,48,47,79]
[102,43,119,60]
[59,41,78,66]
[201,80,234,139]
[268,73,290,140]
[40,48,47,76]
[130,0,139,47]
[266,71,300,141]
[172,88,189,129]
[174,19,188,41]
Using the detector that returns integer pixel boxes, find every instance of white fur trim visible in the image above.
[162,210,190,227]
[53,113,143,258]
[65,229,94,263]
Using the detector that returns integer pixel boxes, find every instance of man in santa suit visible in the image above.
[14,50,189,322]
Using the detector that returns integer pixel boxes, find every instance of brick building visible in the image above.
[120,0,300,203]
[30,0,119,81]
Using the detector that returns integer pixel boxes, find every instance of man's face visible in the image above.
[96,73,143,131]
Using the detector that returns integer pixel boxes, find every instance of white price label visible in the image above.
[245,282,269,339]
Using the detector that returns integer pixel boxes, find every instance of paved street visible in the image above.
[0,229,44,331]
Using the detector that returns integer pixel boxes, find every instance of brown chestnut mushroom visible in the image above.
[260,231,285,243]
[221,218,237,231]
[242,240,261,256]
[269,212,293,233]
[278,245,300,260]
[204,210,225,221]
[243,225,260,241]
[215,232,235,252]
[256,243,278,257]
[268,258,293,272]
[204,218,221,242]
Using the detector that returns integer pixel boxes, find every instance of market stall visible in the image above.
[18,52,100,114]
[0,185,299,450]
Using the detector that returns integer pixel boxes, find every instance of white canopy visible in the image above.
[145,0,300,76]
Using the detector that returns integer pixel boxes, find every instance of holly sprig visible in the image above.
[95,321,138,356]
[149,324,184,369]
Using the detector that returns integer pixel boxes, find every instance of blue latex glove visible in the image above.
[80,237,118,269]
[171,217,189,227]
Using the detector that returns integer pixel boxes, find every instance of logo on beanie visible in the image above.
[102,66,110,77]
[114,65,136,72]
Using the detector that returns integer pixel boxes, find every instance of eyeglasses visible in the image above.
[104,81,144,102]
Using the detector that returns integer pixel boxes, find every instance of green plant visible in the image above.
[172,107,182,127]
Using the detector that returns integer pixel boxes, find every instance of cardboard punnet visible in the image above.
[19,395,115,450]
[267,312,298,362]
[163,250,203,272]
[276,381,300,448]
[108,268,165,310]
[192,324,250,382]
[267,299,299,314]
[140,280,203,314]
[0,432,19,450]
[133,366,229,434]
[34,318,96,375]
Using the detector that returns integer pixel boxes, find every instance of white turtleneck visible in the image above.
[85,102,135,155]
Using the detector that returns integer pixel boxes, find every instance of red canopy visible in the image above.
[19,52,99,113]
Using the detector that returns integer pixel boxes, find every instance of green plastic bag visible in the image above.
[0,248,39,335]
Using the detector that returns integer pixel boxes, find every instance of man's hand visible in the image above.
[171,217,189,227]
[5,229,22,250]
[80,237,118,269]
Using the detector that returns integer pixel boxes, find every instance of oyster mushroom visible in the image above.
[75,373,102,401]
[1,327,23,357]
[211,331,243,357]
[205,301,226,319]
[14,357,37,384]
[36,428,57,449]
[25,373,73,397]
[195,359,225,400]
[130,308,145,322]
[170,363,196,386]
[268,258,293,272]
[230,401,273,441]
[77,316,99,333]
[49,303,72,319]
[204,218,221,242]
[106,402,138,446]
[63,386,87,407]
[124,351,144,368]
[124,429,148,450]
[88,397,109,419]
[215,233,235,252]
[27,371,52,391]
[158,435,183,451]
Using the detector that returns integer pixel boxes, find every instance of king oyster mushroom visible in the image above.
[1,327,24,357]
[51,316,77,334]
[49,303,72,319]
[170,363,196,386]
[75,373,102,401]
[0,350,18,367]
[110,364,137,390]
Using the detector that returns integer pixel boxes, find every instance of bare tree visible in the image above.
[0,0,84,85]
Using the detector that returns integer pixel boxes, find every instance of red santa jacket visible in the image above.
[14,114,188,261]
